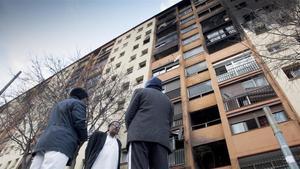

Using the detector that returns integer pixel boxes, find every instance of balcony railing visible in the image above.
[223,85,277,111]
[169,149,185,166]
[217,60,260,83]
[172,119,183,128]
[191,118,221,130]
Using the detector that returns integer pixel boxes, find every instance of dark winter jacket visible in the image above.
[125,77,174,153]
[33,98,88,164]
[84,131,122,169]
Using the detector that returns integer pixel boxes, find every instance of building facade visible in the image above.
[1,0,300,169]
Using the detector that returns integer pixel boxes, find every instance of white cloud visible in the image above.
[160,0,182,11]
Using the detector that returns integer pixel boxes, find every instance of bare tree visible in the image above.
[242,0,300,69]
[0,85,50,169]
[0,55,132,169]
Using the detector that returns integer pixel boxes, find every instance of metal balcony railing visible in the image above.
[169,149,185,166]
[217,60,260,83]
[172,119,183,128]
[223,85,277,111]
[191,118,221,130]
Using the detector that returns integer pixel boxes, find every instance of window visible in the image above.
[114,48,118,53]
[183,46,204,59]
[119,51,125,57]
[181,24,197,34]
[174,101,182,115]
[258,116,269,127]
[143,36,150,44]
[231,119,258,134]
[147,22,153,27]
[4,161,11,169]
[133,44,139,50]
[117,39,122,44]
[180,15,195,25]
[139,61,146,69]
[162,78,180,93]
[185,61,207,76]
[206,25,237,44]
[179,7,192,17]
[126,34,131,39]
[136,76,144,85]
[273,111,288,123]
[231,122,248,134]
[266,42,285,54]
[123,42,128,48]
[235,2,247,10]
[117,99,125,110]
[136,35,141,41]
[145,30,152,36]
[188,80,213,99]
[296,36,300,43]
[129,55,136,62]
[153,61,179,76]
[138,27,143,32]
[106,68,111,73]
[282,63,300,79]
[198,10,209,18]
[110,57,115,62]
[141,49,148,56]
[182,34,201,45]
[127,67,133,74]
[207,29,226,43]
[230,109,288,134]
[214,50,255,77]
[116,62,121,68]
[241,76,268,90]
[122,82,130,90]
[253,21,269,35]
[111,75,117,81]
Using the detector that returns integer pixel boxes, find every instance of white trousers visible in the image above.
[29,151,69,169]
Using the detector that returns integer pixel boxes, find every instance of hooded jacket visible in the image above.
[33,98,88,164]
[125,77,174,152]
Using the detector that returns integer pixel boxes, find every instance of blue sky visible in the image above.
[0,0,181,92]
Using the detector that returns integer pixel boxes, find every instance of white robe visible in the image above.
[91,134,119,169]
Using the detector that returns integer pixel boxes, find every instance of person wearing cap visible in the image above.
[125,77,174,169]
[84,121,122,169]
[30,87,89,169]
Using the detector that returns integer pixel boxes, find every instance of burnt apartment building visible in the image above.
[0,0,300,169]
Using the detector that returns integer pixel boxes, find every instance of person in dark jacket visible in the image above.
[84,121,122,169]
[125,77,174,169]
[30,87,88,169]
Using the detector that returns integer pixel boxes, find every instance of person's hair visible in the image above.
[108,121,120,128]
[69,87,88,100]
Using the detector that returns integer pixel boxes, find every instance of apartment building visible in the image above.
[1,0,300,169]
[220,0,300,120]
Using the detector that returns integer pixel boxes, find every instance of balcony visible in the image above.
[154,34,179,60]
[191,124,225,146]
[204,24,241,53]
[172,118,183,128]
[192,118,221,130]
[190,106,221,130]
[216,60,260,83]
[201,11,230,33]
[193,140,231,168]
[156,19,178,39]
[169,149,185,167]
[223,85,277,111]
[157,10,177,25]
